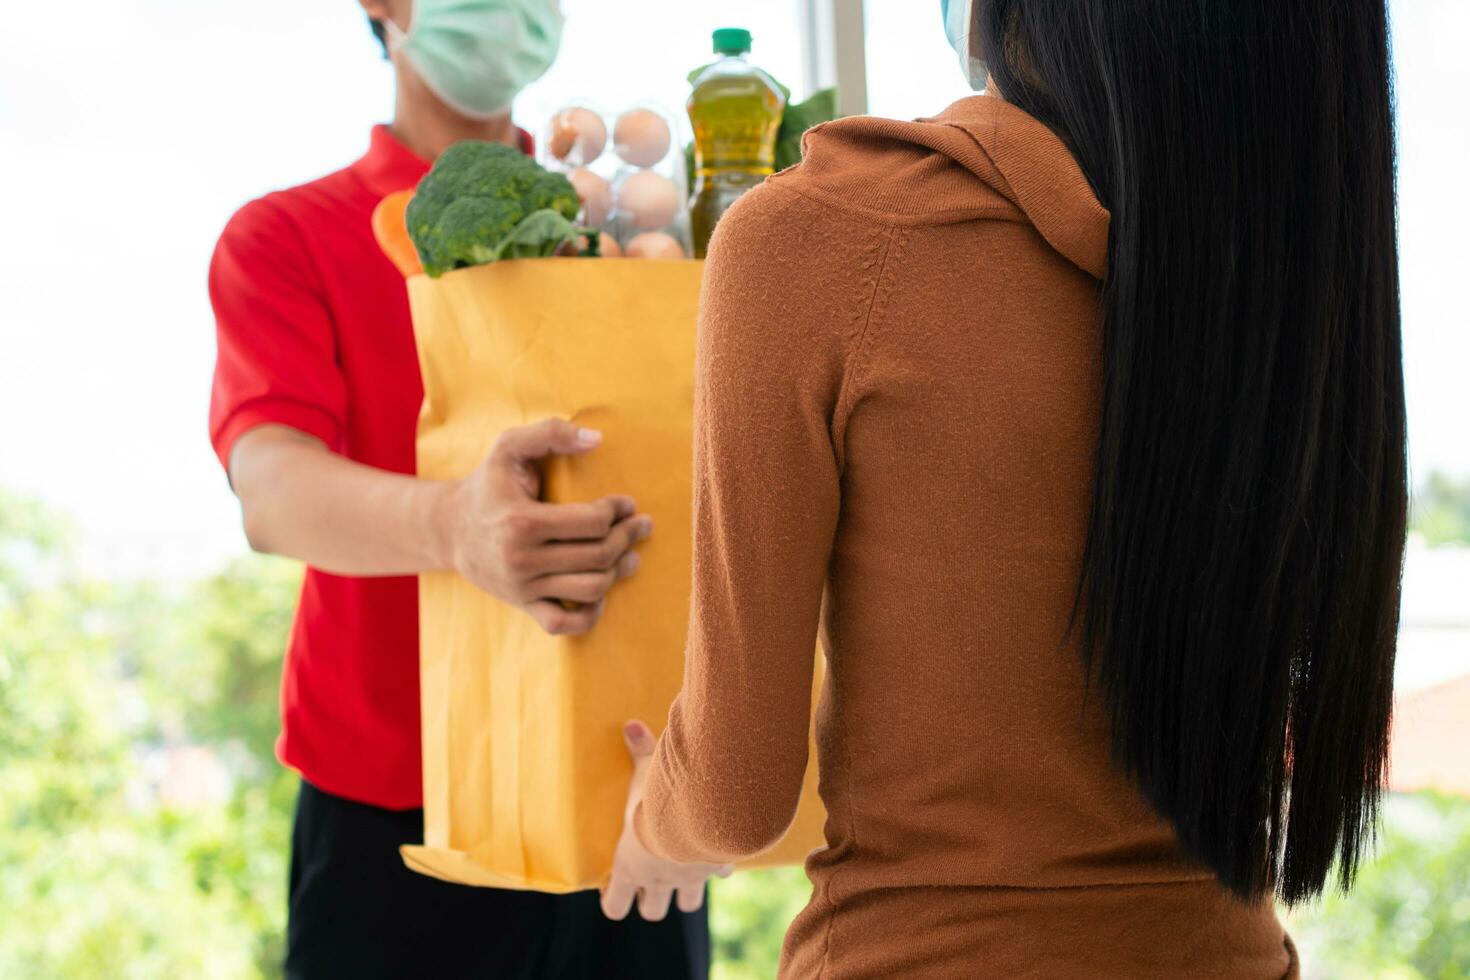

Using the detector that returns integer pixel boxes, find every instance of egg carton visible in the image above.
[539,102,693,260]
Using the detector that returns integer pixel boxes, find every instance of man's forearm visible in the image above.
[229,419,650,635]
[231,426,457,577]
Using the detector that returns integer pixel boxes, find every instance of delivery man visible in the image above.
[207,1,709,976]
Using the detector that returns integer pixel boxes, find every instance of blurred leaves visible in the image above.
[709,867,812,980]
[0,489,298,978]
[1413,472,1470,546]
[774,89,839,174]
[140,555,300,766]
[1287,793,1470,979]
[683,80,840,195]
[2,485,1467,977]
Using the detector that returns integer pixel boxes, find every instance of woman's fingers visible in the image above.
[624,720,655,754]
[623,720,656,772]
[638,886,674,922]
[599,723,727,925]
[622,720,656,819]
[675,884,706,914]
[600,873,637,921]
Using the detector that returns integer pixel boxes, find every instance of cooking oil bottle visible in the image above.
[687,28,786,258]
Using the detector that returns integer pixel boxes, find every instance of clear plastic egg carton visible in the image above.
[539,102,693,260]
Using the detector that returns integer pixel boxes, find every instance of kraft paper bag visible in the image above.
[400,258,827,893]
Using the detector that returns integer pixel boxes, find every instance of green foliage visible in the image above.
[406,141,581,276]
[683,77,840,194]
[1413,472,1470,546]
[775,89,839,173]
[0,489,298,978]
[490,208,581,262]
[1287,794,1470,979]
[3,484,1467,978]
[709,867,812,980]
[0,489,70,597]
[140,555,301,766]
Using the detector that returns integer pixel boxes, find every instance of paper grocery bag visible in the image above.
[401,258,827,893]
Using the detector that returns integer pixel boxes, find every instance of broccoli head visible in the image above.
[407,141,583,277]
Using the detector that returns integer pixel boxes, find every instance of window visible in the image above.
[517,0,807,147]
[863,2,972,120]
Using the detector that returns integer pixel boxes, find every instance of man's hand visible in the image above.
[600,721,732,922]
[439,419,652,636]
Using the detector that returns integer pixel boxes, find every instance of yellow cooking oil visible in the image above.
[687,28,786,258]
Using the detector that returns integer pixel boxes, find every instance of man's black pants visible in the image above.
[286,780,710,979]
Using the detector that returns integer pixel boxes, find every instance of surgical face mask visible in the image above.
[941,0,987,91]
[386,0,564,119]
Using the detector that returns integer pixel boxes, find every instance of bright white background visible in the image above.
[0,0,1465,585]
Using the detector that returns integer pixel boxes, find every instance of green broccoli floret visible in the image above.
[407,141,583,277]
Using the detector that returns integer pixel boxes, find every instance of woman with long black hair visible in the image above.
[601,1,1407,975]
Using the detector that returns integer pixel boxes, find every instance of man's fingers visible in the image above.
[613,548,642,582]
[531,567,626,605]
[600,874,637,921]
[528,516,652,575]
[491,419,602,465]
[676,885,706,914]
[525,599,604,637]
[638,886,673,922]
[529,497,640,543]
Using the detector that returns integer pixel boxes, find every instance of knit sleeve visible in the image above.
[636,180,891,863]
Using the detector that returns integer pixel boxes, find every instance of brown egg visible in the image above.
[568,168,612,226]
[567,231,621,257]
[598,233,624,258]
[617,171,680,231]
[625,231,686,260]
[549,107,607,165]
[613,109,673,168]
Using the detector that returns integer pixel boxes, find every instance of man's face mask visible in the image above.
[387,0,565,119]
[941,0,987,91]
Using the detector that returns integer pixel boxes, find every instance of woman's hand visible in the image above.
[600,721,733,921]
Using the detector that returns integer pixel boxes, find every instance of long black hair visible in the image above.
[977,0,1407,904]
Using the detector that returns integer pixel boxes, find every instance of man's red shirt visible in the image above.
[209,125,528,809]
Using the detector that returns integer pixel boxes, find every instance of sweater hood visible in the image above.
[774,95,1110,280]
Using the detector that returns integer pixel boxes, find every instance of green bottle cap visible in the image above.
[712,28,752,56]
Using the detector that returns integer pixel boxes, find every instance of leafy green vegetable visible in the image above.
[407,141,582,277]
[493,209,581,262]
[775,88,839,172]
[683,84,841,194]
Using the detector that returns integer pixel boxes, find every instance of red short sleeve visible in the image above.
[208,196,347,474]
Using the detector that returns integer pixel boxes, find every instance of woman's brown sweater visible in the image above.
[637,95,1296,979]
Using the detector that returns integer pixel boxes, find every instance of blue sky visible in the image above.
[0,0,1464,579]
